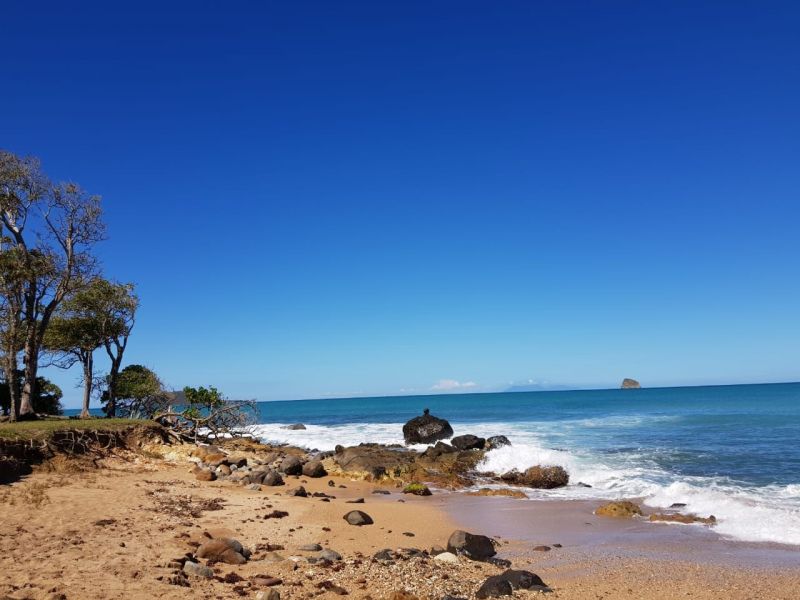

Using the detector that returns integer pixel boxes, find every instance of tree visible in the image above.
[0,151,105,420]
[113,364,170,419]
[44,278,136,418]
[0,373,62,416]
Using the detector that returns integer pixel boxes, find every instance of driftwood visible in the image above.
[154,399,257,443]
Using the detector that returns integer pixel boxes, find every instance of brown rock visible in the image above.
[195,469,217,482]
[196,538,247,564]
[467,488,527,499]
[501,466,568,489]
[595,500,643,518]
[649,513,716,525]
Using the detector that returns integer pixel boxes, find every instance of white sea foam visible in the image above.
[251,420,800,546]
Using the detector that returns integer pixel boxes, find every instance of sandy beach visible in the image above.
[1,438,798,600]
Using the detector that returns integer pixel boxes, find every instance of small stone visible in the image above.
[248,483,262,491]
[256,590,280,600]
[346,498,365,504]
[299,544,322,551]
[433,552,459,564]
[317,549,342,561]
[476,576,512,598]
[533,545,551,551]
[183,560,214,578]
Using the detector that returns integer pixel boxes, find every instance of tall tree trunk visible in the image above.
[80,351,93,418]
[104,339,126,418]
[2,355,20,421]
[19,333,38,418]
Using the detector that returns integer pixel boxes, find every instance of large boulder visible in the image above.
[402,409,453,445]
[451,435,485,451]
[196,537,248,564]
[282,423,307,430]
[446,530,496,561]
[262,470,284,486]
[302,461,327,478]
[621,378,641,389]
[279,455,303,475]
[500,466,568,489]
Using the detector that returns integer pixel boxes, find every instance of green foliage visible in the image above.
[112,364,169,419]
[182,385,225,419]
[31,377,62,415]
[0,374,62,416]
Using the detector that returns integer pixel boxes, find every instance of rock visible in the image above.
[498,569,548,591]
[255,591,280,600]
[318,549,342,561]
[475,576,513,598]
[333,445,415,480]
[262,470,284,486]
[649,513,716,525]
[217,464,232,476]
[302,461,327,478]
[299,543,322,551]
[195,469,216,482]
[247,483,262,491]
[451,435,486,451]
[442,596,467,600]
[433,551,459,564]
[621,378,641,389]
[183,560,214,578]
[372,489,391,495]
[403,409,454,445]
[279,455,303,475]
[402,483,432,496]
[501,465,568,489]
[467,488,527,499]
[446,530,496,561]
[343,510,373,526]
[485,435,511,450]
[195,538,248,564]
[422,441,457,459]
[429,545,446,555]
[287,486,308,497]
[670,502,687,508]
[346,498,365,504]
[533,545,550,551]
[595,500,643,518]
[282,423,307,430]
[253,576,283,587]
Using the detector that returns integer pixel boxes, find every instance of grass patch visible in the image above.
[0,418,150,441]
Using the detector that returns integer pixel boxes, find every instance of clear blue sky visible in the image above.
[3,1,799,408]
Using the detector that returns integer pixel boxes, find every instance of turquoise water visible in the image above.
[250,382,800,545]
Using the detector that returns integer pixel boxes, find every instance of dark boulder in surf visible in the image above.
[485,435,511,450]
[402,409,454,445]
[451,435,486,451]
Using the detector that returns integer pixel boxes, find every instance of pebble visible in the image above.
[433,552,459,564]
[182,560,214,578]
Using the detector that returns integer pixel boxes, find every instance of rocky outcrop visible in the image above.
[451,435,485,451]
[282,423,306,430]
[497,569,549,591]
[621,378,641,389]
[500,465,568,489]
[331,444,416,480]
[649,513,716,525]
[595,500,643,518]
[402,409,453,445]
[421,441,457,459]
[467,488,527,499]
[447,530,496,561]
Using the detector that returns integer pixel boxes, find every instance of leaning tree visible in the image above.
[0,151,105,420]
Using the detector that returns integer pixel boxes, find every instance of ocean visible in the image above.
[249,382,800,546]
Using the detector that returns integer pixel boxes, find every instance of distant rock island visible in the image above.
[621,378,641,389]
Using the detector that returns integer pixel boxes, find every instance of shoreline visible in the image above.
[1,431,798,599]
